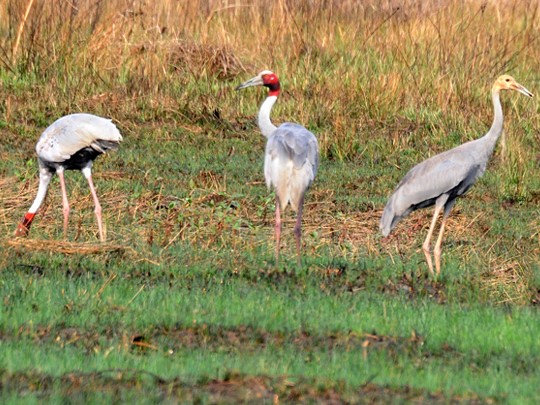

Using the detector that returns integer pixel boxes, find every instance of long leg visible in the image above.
[57,168,70,238]
[294,194,305,267]
[274,196,282,263]
[82,167,104,242]
[433,201,455,275]
[422,205,443,276]
[433,216,448,275]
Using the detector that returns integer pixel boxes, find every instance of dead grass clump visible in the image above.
[481,260,531,305]
[6,238,134,256]
[169,40,246,80]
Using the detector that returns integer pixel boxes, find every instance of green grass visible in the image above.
[1,0,540,402]
[2,265,540,403]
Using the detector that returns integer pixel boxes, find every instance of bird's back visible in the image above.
[265,123,319,210]
[36,113,122,166]
[380,138,489,236]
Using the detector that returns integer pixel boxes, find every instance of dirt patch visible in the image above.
[10,324,424,358]
[0,369,489,404]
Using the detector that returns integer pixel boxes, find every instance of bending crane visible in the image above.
[15,113,122,241]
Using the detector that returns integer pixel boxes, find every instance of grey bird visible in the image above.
[380,75,533,275]
[236,70,319,265]
[14,113,123,241]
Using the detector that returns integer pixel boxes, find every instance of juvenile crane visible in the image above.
[380,75,533,275]
[236,70,319,265]
[14,113,123,241]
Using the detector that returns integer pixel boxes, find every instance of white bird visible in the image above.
[236,70,319,265]
[14,113,123,241]
[380,75,533,275]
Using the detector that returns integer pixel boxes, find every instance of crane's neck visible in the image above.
[258,95,278,138]
[482,87,504,154]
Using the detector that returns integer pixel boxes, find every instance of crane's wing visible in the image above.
[36,114,122,163]
[274,123,319,177]
[380,145,482,236]
[395,146,481,203]
[264,123,319,210]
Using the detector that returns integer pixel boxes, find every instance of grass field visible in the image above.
[1,0,539,403]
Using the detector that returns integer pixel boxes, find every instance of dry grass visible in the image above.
[5,238,132,255]
[482,260,531,305]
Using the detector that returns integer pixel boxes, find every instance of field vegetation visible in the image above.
[1,0,539,403]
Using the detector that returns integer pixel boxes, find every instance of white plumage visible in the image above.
[15,113,122,241]
[36,114,121,163]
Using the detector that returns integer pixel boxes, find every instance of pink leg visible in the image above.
[82,168,104,242]
[274,196,282,263]
[57,169,70,238]
[294,194,305,266]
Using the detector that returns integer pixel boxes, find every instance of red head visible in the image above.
[236,70,281,97]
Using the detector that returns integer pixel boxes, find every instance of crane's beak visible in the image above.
[513,83,534,98]
[235,75,263,91]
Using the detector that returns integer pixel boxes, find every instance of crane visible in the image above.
[380,75,533,275]
[236,70,319,265]
[14,113,123,241]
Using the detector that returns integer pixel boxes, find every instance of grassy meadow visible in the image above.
[1,0,539,402]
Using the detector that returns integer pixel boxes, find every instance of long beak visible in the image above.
[513,83,534,98]
[235,75,263,91]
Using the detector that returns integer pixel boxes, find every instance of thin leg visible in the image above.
[422,205,443,276]
[433,216,448,275]
[274,196,282,263]
[82,167,104,242]
[294,194,305,267]
[57,169,70,238]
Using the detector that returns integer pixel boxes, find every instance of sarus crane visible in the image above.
[236,70,319,265]
[14,113,123,241]
[380,75,533,275]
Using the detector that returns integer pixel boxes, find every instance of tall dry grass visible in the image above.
[1,1,538,133]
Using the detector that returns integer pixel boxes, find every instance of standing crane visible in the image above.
[14,113,123,241]
[236,70,319,265]
[380,75,533,275]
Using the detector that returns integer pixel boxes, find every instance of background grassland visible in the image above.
[0,0,539,403]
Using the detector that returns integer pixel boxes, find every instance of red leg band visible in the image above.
[14,212,36,237]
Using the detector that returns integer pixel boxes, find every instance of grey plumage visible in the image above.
[265,123,319,211]
[236,70,319,265]
[380,75,533,275]
[380,139,487,236]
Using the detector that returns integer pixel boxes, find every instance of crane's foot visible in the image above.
[14,223,30,238]
[14,213,35,238]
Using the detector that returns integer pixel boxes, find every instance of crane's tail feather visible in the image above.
[266,157,314,212]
